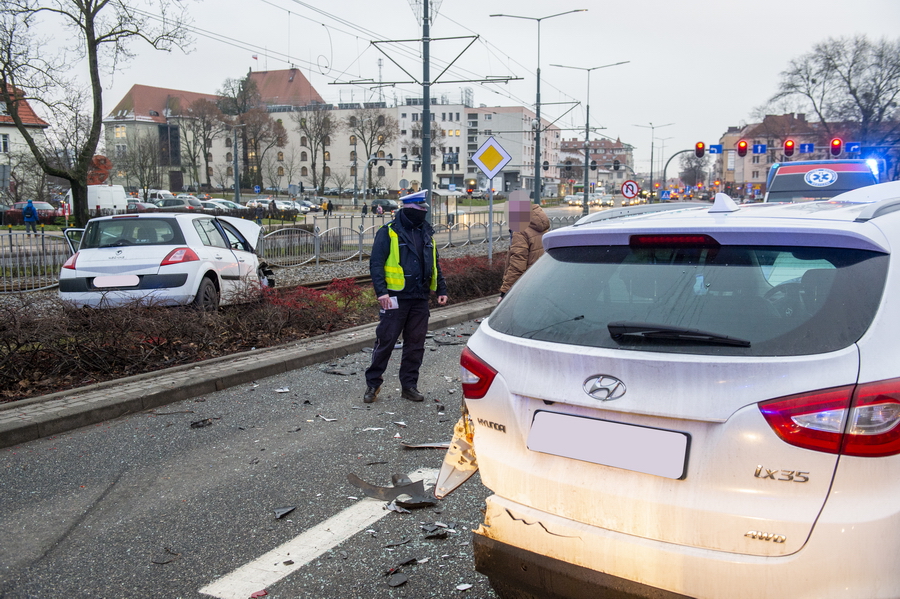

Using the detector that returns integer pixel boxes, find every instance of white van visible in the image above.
[147,189,176,203]
[66,185,129,213]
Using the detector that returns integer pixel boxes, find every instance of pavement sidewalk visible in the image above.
[0,296,498,449]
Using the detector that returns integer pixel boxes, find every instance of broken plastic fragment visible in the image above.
[434,408,479,499]
[456,583,473,591]
[392,421,407,427]
[317,415,337,422]
[275,387,290,393]
[388,573,408,587]
[347,473,436,508]
[383,538,411,548]
[250,591,268,597]
[324,368,357,375]
[386,500,411,513]
[362,427,385,432]
[190,418,213,429]
[401,441,451,449]
[273,506,296,519]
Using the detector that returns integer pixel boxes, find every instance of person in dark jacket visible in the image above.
[364,190,448,403]
[361,202,368,216]
[22,199,39,237]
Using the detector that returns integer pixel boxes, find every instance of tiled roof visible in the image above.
[248,68,324,107]
[0,86,50,128]
[106,84,220,123]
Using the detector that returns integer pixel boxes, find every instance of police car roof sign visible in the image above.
[472,136,512,179]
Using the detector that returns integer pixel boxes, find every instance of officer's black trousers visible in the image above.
[365,297,430,390]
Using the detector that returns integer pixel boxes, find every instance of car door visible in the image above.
[215,219,260,287]
[190,217,243,301]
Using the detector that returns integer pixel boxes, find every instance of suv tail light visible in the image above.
[760,378,900,457]
[160,248,199,266]
[62,252,79,270]
[460,347,498,399]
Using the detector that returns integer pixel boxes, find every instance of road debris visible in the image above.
[323,368,357,375]
[387,572,408,587]
[273,506,296,519]
[457,583,473,591]
[189,418,215,429]
[250,591,268,598]
[434,406,479,499]
[346,473,437,508]
[383,538,411,548]
[317,415,337,422]
[401,441,451,449]
[150,547,181,565]
[275,387,290,393]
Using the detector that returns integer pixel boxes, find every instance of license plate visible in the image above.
[527,411,690,479]
[93,275,140,288]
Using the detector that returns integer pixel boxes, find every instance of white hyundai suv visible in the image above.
[461,182,900,599]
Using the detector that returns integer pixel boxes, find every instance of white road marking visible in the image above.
[199,467,438,599]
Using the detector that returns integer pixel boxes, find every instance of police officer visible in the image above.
[364,190,448,403]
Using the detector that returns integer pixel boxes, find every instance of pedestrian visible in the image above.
[376,204,383,216]
[498,199,549,302]
[361,202,368,216]
[363,189,448,404]
[22,199,39,237]
[255,203,264,225]
[269,199,276,216]
[326,200,334,215]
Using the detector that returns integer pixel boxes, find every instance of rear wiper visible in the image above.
[607,321,751,347]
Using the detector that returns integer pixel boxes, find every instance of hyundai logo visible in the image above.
[583,375,626,401]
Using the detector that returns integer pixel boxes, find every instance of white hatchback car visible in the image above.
[462,182,900,599]
[59,213,273,309]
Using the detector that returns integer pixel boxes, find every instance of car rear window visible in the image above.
[81,218,184,248]
[489,244,888,356]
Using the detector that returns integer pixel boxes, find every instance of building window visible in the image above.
[324,166,331,176]
[377,135,384,144]
[485,114,492,120]
[277,166,284,176]
[115,144,127,158]
[225,138,231,147]
[208,167,213,176]
[206,152,213,163]
[323,136,330,146]
[227,166,233,176]
[226,152,233,162]
[301,136,308,146]
[206,139,213,148]
[324,151,330,161]
[752,156,760,164]
[378,166,385,176]
[400,130,406,136]
[301,151,308,161]
[377,150,385,159]
[301,166,308,176]
[114,125,126,138]
[456,130,460,136]
[412,129,421,139]
[456,113,460,121]
[350,166,357,176]
[377,115,385,126]
[350,150,357,160]
[277,151,284,161]
[401,113,407,119]
[442,113,446,121]
[752,170,759,179]
[349,135,356,145]
[349,116,358,127]
[412,113,419,122]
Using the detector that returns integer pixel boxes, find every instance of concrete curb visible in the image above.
[0,297,497,449]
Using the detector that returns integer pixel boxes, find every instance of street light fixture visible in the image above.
[551,60,629,216]
[633,122,674,201]
[655,136,674,186]
[491,9,587,205]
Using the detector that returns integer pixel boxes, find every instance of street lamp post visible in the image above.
[491,9,587,205]
[655,136,674,193]
[551,61,629,217]
[231,123,246,204]
[634,122,673,201]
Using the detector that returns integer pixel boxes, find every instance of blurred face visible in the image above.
[508,200,531,232]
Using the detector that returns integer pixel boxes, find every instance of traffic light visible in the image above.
[737,140,748,157]
[386,153,393,166]
[401,154,408,169]
[783,139,795,157]
[466,179,476,194]
[695,142,705,158]
[613,159,620,171]
[565,160,572,172]
[542,160,549,171]
[590,160,597,171]
[830,138,843,156]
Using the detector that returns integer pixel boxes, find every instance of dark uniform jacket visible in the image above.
[370,211,448,300]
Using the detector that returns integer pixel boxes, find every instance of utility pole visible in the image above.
[422,0,433,223]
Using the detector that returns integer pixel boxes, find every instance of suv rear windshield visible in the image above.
[81,218,185,248]
[489,244,888,356]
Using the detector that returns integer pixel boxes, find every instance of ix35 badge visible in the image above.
[583,375,626,401]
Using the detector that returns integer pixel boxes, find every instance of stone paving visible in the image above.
[0,296,497,449]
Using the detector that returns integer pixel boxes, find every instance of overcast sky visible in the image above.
[99,0,900,174]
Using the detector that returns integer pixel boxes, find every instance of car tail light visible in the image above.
[62,252,79,270]
[460,347,497,399]
[160,248,199,266]
[630,234,719,247]
[760,378,900,457]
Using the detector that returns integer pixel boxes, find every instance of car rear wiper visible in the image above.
[607,321,751,347]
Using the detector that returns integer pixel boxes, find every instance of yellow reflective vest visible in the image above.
[384,225,438,292]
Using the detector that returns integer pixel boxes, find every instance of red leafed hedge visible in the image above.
[0,253,506,402]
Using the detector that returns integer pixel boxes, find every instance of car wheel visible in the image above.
[192,277,219,310]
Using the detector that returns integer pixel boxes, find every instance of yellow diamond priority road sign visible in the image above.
[471,136,512,179]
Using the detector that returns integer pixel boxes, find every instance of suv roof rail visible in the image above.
[855,197,900,222]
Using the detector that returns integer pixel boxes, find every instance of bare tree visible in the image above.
[0,0,191,226]
[330,170,351,195]
[175,98,227,190]
[278,148,301,195]
[344,107,399,190]
[217,76,260,186]
[292,107,336,194]
[8,149,54,203]
[679,154,709,188]
[770,35,900,173]
[211,162,232,194]
[242,107,286,189]
[118,130,162,201]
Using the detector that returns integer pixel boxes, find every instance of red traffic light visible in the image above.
[830,138,843,156]
[737,140,748,157]
[695,142,705,158]
[783,139,795,157]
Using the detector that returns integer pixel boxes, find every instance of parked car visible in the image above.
[370,198,399,213]
[208,199,249,212]
[296,199,320,212]
[459,183,900,599]
[245,197,274,209]
[289,200,310,214]
[156,197,203,210]
[200,201,223,211]
[147,190,176,203]
[126,199,157,212]
[176,194,201,202]
[59,213,274,309]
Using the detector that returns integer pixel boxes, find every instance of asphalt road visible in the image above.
[0,319,497,599]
